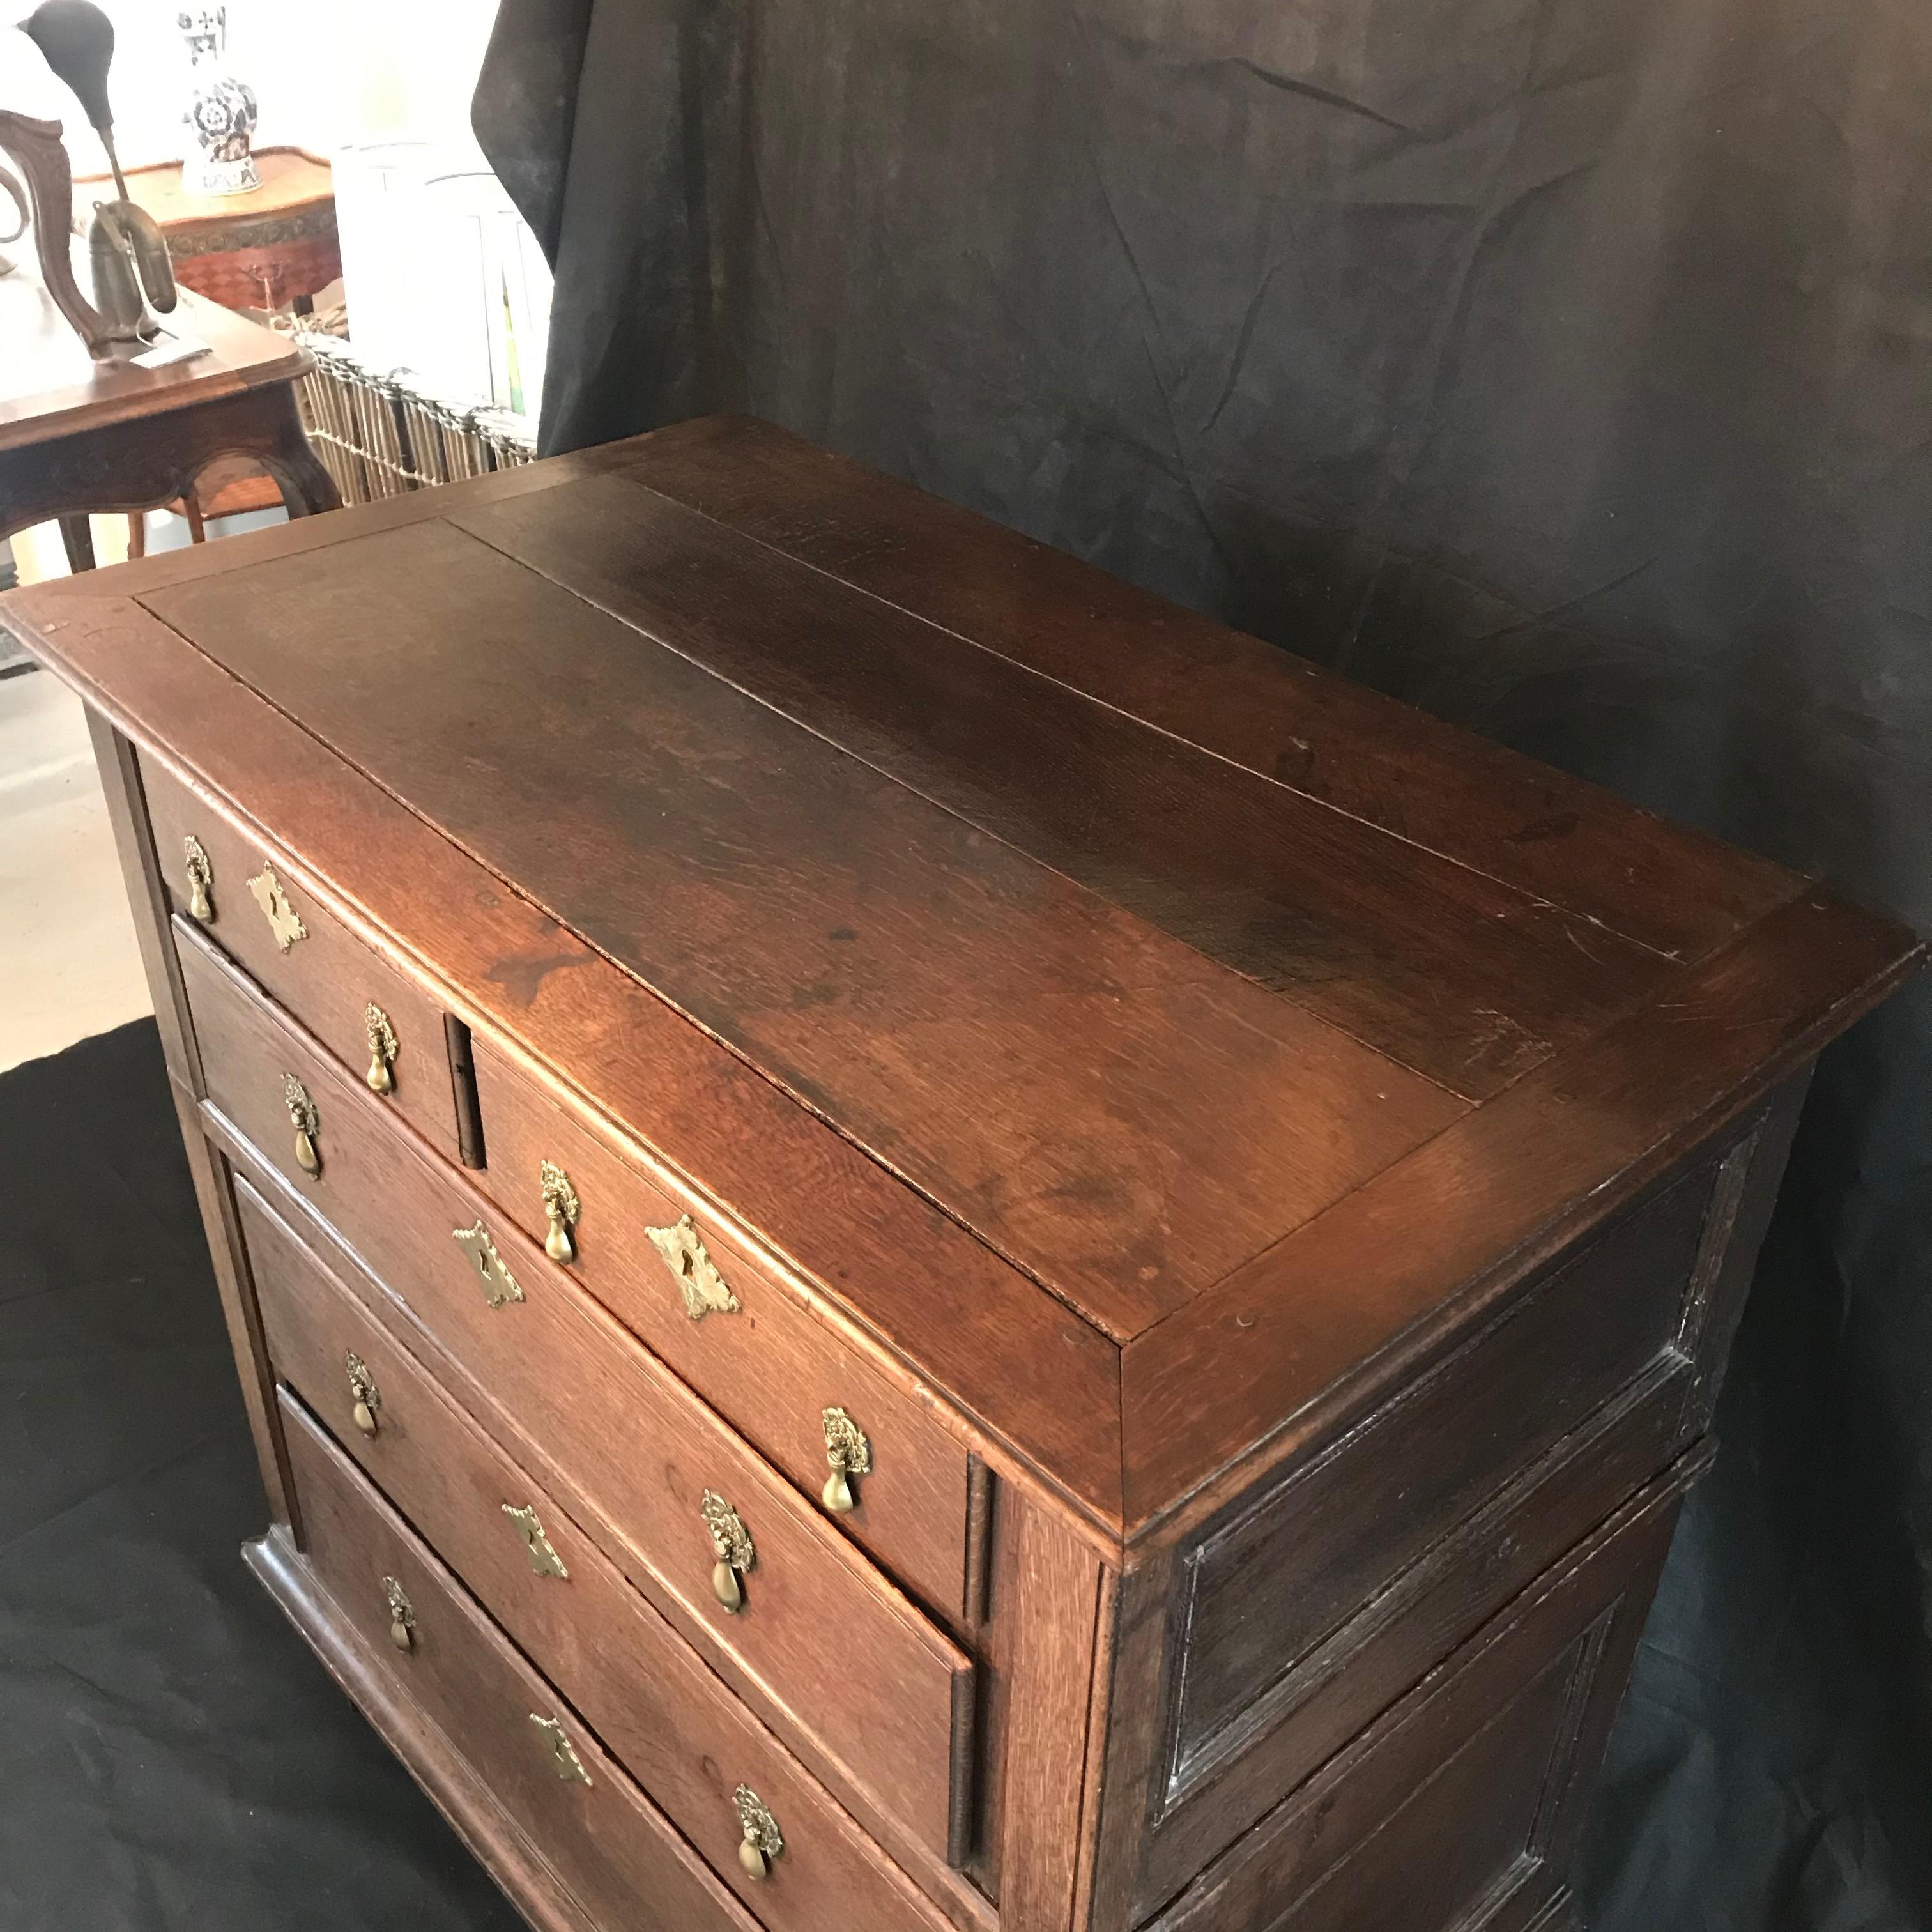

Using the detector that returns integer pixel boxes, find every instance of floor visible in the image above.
[0,667,153,1071]
[0,505,286,1073]
[0,1020,523,1931]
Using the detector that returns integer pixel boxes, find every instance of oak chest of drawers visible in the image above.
[4,415,1919,1932]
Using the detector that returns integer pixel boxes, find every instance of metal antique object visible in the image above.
[700,1491,755,1613]
[502,1503,569,1580]
[247,863,307,951]
[364,1004,398,1094]
[530,1715,591,1786]
[821,1407,871,1515]
[382,1576,415,1652]
[453,1222,525,1308]
[183,835,215,922]
[17,4,178,347]
[283,1074,320,1176]
[344,1351,380,1436]
[733,1786,784,1880]
[539,1160,579,1264]
[647,1213,740,1322]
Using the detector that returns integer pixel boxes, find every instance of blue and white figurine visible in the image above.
[179,6,259,196]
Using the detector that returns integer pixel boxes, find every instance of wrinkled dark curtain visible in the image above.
[474,3,1932,1925]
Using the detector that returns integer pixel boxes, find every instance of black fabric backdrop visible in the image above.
[0,1021,525,1931]
[470,6,1932,1929]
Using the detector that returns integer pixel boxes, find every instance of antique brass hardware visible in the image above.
[820,1407,872,1515]
[647,1214,740,1322]
[503,1503,569,1580]
[182,835,215,923]
[383,1576,415,1652]
[733,1786,784,1881]
[453,1222,525,1308]
[246,861,308,952]
[284,1075,321,1177]
[364,1004,399,1094]
[701,1491,755,1613]
[344,1351,381,1436]
[530,1715,592,1786]
[539,1161,580,1265]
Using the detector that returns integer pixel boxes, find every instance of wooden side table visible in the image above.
[73,147,341,315]
[0,273,339,571]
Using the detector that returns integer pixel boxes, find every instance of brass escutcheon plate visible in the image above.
[530,1714,592,1785]
[453,1222,525,1308]
[647,1214,740,1322]
[502,1502,569,1579]
[246,862,308,952]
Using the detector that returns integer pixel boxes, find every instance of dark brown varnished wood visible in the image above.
[245,1525,603,1932]
[448,474,1671,1100]
[7,420,1923,1932]
[137,515,1466,1337]
[174,916,975,1872]
[23,597,1124,1533]
[247,1188,954,1932]
[599,416,1801,965]
[468,1032,975,1625]
[141,753,465,1162]
[280,1409,766,1932]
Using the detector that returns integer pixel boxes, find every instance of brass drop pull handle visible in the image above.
[284,1075,321,1177]
[734,1786,784,1881]
[701,1491,755,1613]
[503,1503,569,1579]
[531,1714,592,1786]
[183,835,215,923]
[821,1407,871,1515]
[384,1575,415,1652]
[540,1161,580,1264]
[344,1351,381,1436]
[364,1004,399,1094]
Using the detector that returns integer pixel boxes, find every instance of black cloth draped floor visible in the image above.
[471,3,1932,1925]
[0,1020,523,1932]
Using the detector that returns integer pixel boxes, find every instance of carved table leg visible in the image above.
[58,514,95,572]
[254,382,341,519]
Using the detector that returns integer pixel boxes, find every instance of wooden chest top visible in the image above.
[5,415,1917,1544]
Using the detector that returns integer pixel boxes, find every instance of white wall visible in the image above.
[42,0,502,174]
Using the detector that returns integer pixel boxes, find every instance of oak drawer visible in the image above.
[470,1034,973,1621]
[176,918,975,1869]
[243,1173,951,1932]
[142,755,466,1162]
[280,1389,760,1932]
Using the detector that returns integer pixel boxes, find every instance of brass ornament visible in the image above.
[183,834,215,923]
[246,862,308,952]
[283,1074,321,1177]
[733,1786,784,1881]
[647,1215,740,1322]
[530,1715,592,1786]
[701,1491,755,1613]
[820,1407,872,1515]
[383,1575,415,1652]
[539,1161,580,1265]
[453,1222,525,1308]
[364,1004,399,1095]
[345,1351,381,1437]
[503,1503,569,1580]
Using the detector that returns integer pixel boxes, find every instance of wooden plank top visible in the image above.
[3,417,1919,1540]
[72,147,335,246]
[0,273,307,454]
